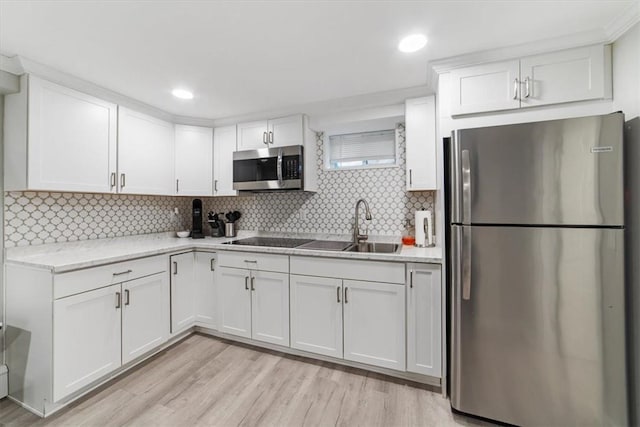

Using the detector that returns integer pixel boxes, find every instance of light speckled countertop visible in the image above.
[5,231,443,273]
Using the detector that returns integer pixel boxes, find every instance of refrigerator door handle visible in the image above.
[462,225,472,300]
[462,149,471,224]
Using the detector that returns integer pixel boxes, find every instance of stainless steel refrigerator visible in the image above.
[448,112,628,426]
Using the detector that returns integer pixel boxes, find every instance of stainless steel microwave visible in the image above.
[233,145,304,191]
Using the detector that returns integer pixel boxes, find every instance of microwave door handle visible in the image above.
[277,148,284,187]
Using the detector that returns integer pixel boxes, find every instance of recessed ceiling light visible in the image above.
[172,88,194,100]
[398,34,428,53]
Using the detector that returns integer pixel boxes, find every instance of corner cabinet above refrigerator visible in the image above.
[448,112,628,427]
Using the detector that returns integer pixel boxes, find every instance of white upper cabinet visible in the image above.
[267,115,304,147]
[405,96,438,191]
[213,125,238,196]
[237,114,304,150]
[448,44,611,116]
[520,45,609,108]
[236,120,269,150]
[118,107,175,195]
[450,60,521,116]
[4,75,118,193]
[175,125,213,196]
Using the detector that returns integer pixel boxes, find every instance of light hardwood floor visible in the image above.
[0,334,493,426]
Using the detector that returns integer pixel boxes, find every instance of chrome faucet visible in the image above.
[353,199,372,244]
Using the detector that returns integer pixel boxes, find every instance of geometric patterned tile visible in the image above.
[4,124,435,247]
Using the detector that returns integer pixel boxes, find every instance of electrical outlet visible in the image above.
[299,209,307,221]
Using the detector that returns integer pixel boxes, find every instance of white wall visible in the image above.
[613,23,640,119]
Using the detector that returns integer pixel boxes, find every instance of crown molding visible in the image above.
[429,3,640,76]
[0,54,24,75]
[605,1,640,41]
[429,29,610,75]
[211,85,433,127]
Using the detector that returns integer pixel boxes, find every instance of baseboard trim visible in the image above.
[0,365,7,399]
[194,327,442,389]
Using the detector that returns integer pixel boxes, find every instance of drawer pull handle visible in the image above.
[113,269,132,276]
[344,287,349,304]
[173,262,178,275]
[124,289,130,306]
[337,286,341,303]
[410,271,414,288]
[244,260,258,264]
[210,258,215,271]
[115,292,121,309]
[251,276,255,291]
[245,276,249,290]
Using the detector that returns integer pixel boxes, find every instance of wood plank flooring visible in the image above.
[0,334,493,426]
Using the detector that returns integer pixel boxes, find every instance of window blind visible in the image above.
[328,129,396,168]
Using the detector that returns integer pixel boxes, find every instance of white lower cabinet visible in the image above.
[251,270,290,346]
[194,252,218,328]
[218,266,252,338]
[170,252,197,333]
[217,266,289,345]
[343,280,406,371]
[290,274,343,358]
[53,284,122,402]
[52,256,169,402]
[122,273,170,364]
[406,264,442,377]
[290,270,406,372]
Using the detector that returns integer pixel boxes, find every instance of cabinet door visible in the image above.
[343,280,406,371]
[170,252,196,333]
[520,45,609,108]
[217,267,252,338]
[53,284,122,401]
[449,60,520,115]
[175,125,213,196]
[406,264,442,377]
[213,125,238,196]
[251,271,290,347]
[267,115,303,147]
[290,274,343,358]
[122,273,169,364]
[118,107,175,195]
[237,120,268,151]
[28,76,117,193]
[405,96,437,191]
[194,252,217,328]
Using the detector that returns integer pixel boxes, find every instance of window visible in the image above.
[326,129,398,170]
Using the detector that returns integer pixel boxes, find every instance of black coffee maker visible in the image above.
[191,199,205,239]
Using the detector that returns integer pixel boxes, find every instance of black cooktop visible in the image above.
[223,237,315,248]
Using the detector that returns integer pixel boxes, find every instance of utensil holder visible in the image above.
[225,222,237,237]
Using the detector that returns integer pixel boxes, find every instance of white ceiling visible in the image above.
[0,0,635,120]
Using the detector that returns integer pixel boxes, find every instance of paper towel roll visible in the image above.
[415,210,434,248]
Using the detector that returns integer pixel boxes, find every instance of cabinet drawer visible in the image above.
[290,256,404,284]
[54,255,166,299]
[218,251,288,273]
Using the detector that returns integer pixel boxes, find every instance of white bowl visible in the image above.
[176,231,191,238]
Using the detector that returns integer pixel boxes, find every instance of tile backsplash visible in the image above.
[4,124,435,247]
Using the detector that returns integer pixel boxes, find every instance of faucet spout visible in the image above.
[353,199,372,244]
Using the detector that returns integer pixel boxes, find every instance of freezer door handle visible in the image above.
[461,149,471,224]
[462,226,472,300]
